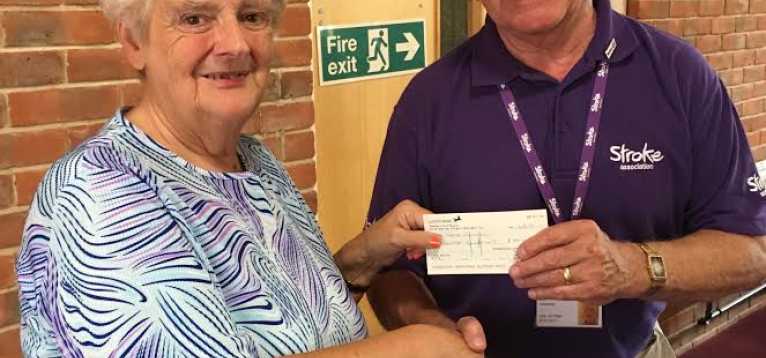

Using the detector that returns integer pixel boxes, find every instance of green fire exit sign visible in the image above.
[317,20,426,86]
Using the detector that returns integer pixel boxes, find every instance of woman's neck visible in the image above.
[497,3,597,81]
[127,100,244,173]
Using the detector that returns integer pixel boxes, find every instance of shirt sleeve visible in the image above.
[367,85,431,278]
[16,148,256,358]
[680,49,766,236]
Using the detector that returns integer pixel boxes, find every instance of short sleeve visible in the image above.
[680,51,766,236]
[16,147,256,357]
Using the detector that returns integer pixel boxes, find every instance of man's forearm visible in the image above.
[641,230,766,301]
[367,270,455,330]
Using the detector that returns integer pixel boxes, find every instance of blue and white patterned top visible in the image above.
[16,109,367,357]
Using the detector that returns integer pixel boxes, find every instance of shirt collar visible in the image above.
[470,0,639,87]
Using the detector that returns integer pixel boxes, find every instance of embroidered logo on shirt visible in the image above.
[747,174,766,197]
[609,143,664,171]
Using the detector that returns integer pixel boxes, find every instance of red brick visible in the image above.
[0,0,58,4]
[747,31,766,48]
[645,19,683,36]
[744,64,766,82]
[761,129,766,144]
[0,51,64,88]
[0,175,13,210]
[723,33,747,50]
[281,70,313,99]
[0,211,26,249]
[720,68,745,85]
[628,0,671,18]
[748,131,762,146]
[743,113,766,131]
[0,289,19,327]
[725,0,750,14]
[0,94,7,129]
[258,102,314,133]
[301,189,317,213]
[14,169,45,206]
[752,143,766,161]
[712,17,736,34]
[277,5,310,37]
[729,83,754,102]
[660,305,697,338]
[2,11,114,47]
[68,48,138,82]
[742,98,765,115]
[758,14,766,30]
[752,0,766,13]
[670,1,700,17]
[0,253,16,290]
[8,86,120,127]
[683,18,713,36]
[753,80,766,96]
[736,15,759,31]
[0,129,70,169]
[696,35,723,53]
[68,122,105,148]
[756,48,766,64]
[699,0,726,16]
[259,135,283,159]
[0,327,21,358]
[274,38,312,67]
[286,162,315,190]
[732,49,756,67]
[261,72,282,103]
[705,52,733,71]
[284,131,315,161]
[65,0,98,4]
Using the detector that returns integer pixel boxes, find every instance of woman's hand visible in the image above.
[334,200,441,296]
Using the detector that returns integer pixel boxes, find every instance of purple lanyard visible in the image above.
[498,44,614,223]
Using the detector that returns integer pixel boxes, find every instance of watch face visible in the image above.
[649,256,666,279]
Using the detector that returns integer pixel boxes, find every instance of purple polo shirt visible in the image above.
[367,0,766,357]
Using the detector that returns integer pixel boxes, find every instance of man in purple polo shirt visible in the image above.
[365,0,766,357]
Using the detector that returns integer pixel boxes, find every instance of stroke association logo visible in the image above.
[609,142,664,171]
[747,173,766,197]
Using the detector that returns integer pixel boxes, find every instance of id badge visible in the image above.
[536,300,602,328]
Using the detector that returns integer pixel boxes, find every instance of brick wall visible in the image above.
[0,0,315,355]
[627,0,766,354]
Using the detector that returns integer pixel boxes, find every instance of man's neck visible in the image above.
[497,2,597,81]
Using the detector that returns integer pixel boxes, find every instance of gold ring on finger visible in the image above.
[563,266,573,284]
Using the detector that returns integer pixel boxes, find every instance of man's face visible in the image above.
[481,0,583,35]
[140,0,276,122]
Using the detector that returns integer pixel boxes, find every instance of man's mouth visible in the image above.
[200,71,250,80]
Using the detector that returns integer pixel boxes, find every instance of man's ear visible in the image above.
[118,22,146,72]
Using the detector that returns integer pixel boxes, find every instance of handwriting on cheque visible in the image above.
[424,210,548,275]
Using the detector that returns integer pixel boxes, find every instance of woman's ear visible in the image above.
[118,21,146,72]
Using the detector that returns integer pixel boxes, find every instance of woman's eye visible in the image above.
[181,14,205,26]
[240,11,270,28]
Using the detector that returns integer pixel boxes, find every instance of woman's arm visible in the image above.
[333,200,440,301]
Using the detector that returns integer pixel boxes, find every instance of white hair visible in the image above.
[99,0,286,38]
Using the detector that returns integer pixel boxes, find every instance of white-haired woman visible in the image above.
[15,0,486,356]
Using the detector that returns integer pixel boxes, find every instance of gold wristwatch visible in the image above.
[637,242,667,296]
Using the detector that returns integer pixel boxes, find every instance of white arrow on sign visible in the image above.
[395,32,420,61]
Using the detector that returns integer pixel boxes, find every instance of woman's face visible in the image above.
[136,0,276,123]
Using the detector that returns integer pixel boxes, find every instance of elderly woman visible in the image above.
[15,0,485,357]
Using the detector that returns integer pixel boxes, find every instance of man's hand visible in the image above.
[456,316,487,353]
[509,220,648,304]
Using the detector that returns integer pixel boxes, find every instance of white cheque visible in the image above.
[424,210,548,275]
